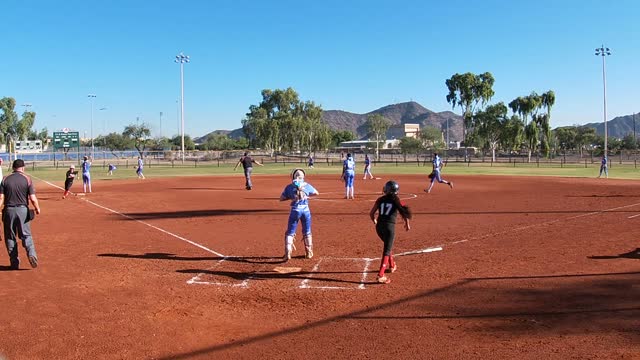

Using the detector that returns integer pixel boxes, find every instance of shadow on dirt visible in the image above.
[158,270,640,360]
[169,187,244,191]
[97,253,285,264]
[119,209,282,220]
[177,268,377,284]
[588,248,640,260]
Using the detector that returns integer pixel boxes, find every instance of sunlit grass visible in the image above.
[25,160,640,182]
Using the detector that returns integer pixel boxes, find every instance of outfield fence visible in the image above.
[6,148,640,171]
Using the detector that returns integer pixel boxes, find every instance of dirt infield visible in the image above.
[0,173,638,359]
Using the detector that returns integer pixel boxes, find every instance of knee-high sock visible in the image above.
[378,255,390,277]
[303,234,312,247]
[285,235,295,253]
[389,253,395,269]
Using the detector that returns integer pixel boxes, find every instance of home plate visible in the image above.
[273,266,302,274]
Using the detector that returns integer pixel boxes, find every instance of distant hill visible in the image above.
[197,101,464,142]
[582,113,640,139]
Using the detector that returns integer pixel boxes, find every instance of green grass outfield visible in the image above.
[25,161,640,182]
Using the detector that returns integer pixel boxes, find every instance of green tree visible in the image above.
[540,91,556,158]
[575,126,597,157]
[365,114,391,159]
[399,136,424,161]
[28,127,49,142]
[499,115,525,154]
[97,132,131,157]
[331,130,356,147]
[0,97,38,155]
[123,123,152,158]
[242,88,302,155]
[554,126,578,152]
[509,92,543,161]
[170,134,195,151]
[445,72,495,158]
[419,125,444,151]
[473,102,509,161]
[621,133,638,150]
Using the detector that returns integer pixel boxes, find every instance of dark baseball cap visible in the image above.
[12,159,25,169]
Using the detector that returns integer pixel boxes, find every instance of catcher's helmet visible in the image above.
[383,180,399,195]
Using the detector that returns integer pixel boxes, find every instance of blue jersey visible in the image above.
[281,182,318,207]
[432,156,443,171]
[365,157,370,166]
[343,158,355,173]
[82,161,91,174]
[108,164,116,171]
[601,157,607,166]
[138,158,144,169]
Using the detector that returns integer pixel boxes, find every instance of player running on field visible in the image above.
[341,153,356,199]
[363,154,374,180]
[425,152,453,194]
[62,164,78,199]
[107,163,116,176]
[81,156,92,193]
[370,180,412,284]
[280,168,319,261]
[136,157,145,179]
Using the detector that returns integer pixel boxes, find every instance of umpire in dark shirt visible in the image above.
[0,159,42,269]
[233,152,263,190]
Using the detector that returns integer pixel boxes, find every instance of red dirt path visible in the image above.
[0,173,638,359]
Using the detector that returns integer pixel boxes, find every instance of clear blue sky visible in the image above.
[3,0,639,139]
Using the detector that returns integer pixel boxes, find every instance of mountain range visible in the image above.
[582,113,640,139]
[196,101,464,143]
[196,102,640,142]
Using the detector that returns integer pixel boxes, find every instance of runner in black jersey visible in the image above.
[369,180,412,284]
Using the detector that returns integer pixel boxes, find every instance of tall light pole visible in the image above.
[175,52,190,162]
[99,108,107,135]
[88,94,96,159]
[159,112,163,138]
[595,45,611,160]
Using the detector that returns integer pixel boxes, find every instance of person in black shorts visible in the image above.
[369,180,412,284]
[233,152,264,190]
[63,164,78,199]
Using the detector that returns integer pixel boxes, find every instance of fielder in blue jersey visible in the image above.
[107,163,117,176]
[425,153,453,194]
[136,157,145,179]
[280,168,319,261]
[598,156,608,178]
[341,153,356,199]
[81,156,92,193]
[363,154,374,180]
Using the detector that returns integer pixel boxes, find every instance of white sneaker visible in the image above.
[305,246,313,259]
[283,250,291,261]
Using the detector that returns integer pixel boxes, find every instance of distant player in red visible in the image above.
[63,165,78,199]
[369,180,412,284]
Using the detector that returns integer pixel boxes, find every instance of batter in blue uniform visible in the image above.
[81,156,92,193]
[280,168,319,261]
[425,153,453,194]
[341,153,356,199]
